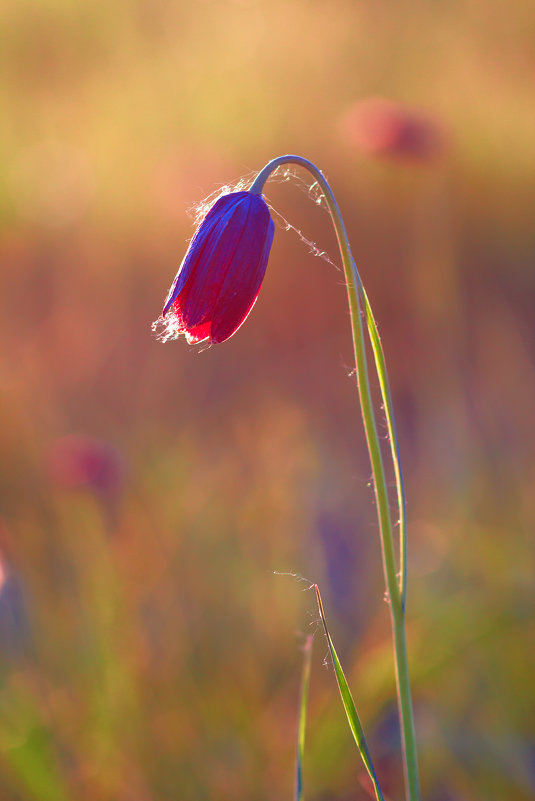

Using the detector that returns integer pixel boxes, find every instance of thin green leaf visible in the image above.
[315,585,385,801]
[356,269,408,611]
[296,634,313,801]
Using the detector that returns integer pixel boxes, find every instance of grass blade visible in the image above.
[315,584,385,801]
[296,634,313,801]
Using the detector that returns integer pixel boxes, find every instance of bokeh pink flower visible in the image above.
[340,97,445,163]
[45,434,124,497]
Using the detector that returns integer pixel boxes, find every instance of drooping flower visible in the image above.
[158,190,274,344]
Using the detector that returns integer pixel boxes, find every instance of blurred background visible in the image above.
[1,0,534,799]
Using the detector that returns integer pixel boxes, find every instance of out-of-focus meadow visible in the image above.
[1,1,535,799]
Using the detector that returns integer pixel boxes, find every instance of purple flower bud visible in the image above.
[160,190,274,344]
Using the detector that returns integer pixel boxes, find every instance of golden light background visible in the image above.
[1,1,534,799]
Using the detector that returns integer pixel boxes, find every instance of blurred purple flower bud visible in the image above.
[0,553,31,658]
[158,190,274,344]
[45,435,124,497]
[341,98,445,163]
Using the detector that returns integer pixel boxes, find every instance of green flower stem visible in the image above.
[251,156,420,801]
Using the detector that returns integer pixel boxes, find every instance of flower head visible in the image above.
[158,190,274,344]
